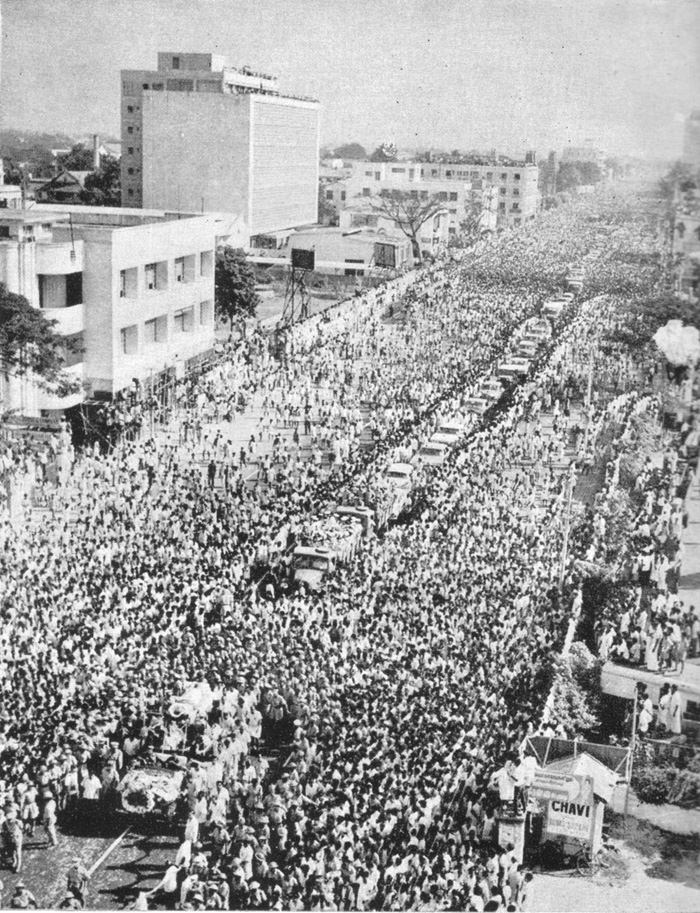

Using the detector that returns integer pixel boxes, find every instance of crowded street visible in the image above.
[0,182,698,911]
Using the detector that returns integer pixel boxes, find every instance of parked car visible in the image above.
[464,396,491,415]
[479,378,504,401]
[411,438,450,467]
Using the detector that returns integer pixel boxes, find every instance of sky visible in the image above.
[1,0,698,158]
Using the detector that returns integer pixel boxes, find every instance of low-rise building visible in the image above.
[34,169,91,205]
[287,225,412,276]
[0,206,221,418]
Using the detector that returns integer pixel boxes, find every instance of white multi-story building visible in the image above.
[337,159,538,231]
[422,161,540,227]
[343,162,473,238]
[0,206,221,418]
[121,52,321,237]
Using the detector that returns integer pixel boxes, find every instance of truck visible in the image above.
[292,510,366,590]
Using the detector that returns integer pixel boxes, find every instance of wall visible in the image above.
[141,92,251,219]
[107,216,217,393]
[250,96,320,234]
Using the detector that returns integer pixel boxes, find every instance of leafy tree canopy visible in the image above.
[0,284,67,383]
[369,142,398,163]
[556,161,603,193]
[58,143,94,172]
[215,247,261,326]
[80,157,120,207]
[332,143,367,160]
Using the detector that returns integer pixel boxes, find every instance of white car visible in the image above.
[464,396,491,415]
[433,419,469,446]
[542,300,565,319]
[479,379,504,401]
[516,340,539,359]
[386,462,414,488]
[412,439,450,467]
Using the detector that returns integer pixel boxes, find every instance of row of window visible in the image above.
[439,169,522,181]
[360,188,459,201]
[123,79,206,95]
[119,301,214,354]
[119,252,214,297]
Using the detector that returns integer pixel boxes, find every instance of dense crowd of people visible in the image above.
[0,188,694,909]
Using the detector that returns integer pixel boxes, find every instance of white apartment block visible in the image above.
[121,52,321,237]
[0,206,219,418]
[420,162,539,227]
[342,160,539,229]
[344,162,472,238]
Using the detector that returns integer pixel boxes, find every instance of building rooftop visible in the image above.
[0,210,70,225]
[32,203,207,228]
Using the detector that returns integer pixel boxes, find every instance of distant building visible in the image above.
[0,161,22,209]
[341,162,473,237]
[561,146,604,166]
[419,161,539,228]
[121,52,321,237]
[0,206,221,417]
[0,185,22,209]
[683,109,700,168]
[34,169,91,205]
[339,159,537,230]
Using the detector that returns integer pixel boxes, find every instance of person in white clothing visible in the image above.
[669,685,683,736]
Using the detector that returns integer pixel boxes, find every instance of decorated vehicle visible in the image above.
[168,680,215,723]
[118,766,184,818]
[292,512,365,590]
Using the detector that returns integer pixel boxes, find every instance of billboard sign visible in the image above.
[545,777,594,842]
[291,248,315,271]
[530,770,581,803]
[374,241,397,269]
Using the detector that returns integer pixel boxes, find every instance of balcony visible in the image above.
[36,363,85,411]
[35,240,85,274]
[42,303,85,335]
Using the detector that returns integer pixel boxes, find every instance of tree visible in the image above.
[215,248,261,327]
[369,142,398,163]
[80,156,120,206]
[456,193,491,246]
[318,192,338,226]
[370,190,445,263]
[578,162,603,185]
[332,143,367,161]
[58,143,94,171]
[0,284,81,395]
[2,160,23,185]
[556,163,583,193]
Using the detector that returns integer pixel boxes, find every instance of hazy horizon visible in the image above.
[2,0,698,159]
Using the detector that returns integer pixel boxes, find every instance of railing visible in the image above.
[42,303,85,335]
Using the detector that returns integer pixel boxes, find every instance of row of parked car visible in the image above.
[408,286,581,471]
[292,271,586,589]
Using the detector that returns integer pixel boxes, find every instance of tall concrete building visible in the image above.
[121,53,321,238]
[683,110,700,168]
